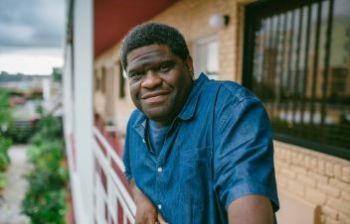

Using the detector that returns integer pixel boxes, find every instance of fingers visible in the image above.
[157,213,168,224]
[133,185,158,224]
[134,203,157,224]
[147,218,156,224]
[135,212,168,224]
[135,211,157,224]
[131,185,168,224]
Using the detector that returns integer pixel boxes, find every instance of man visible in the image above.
[121,23,279,224]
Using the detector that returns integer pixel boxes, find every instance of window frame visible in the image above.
[242,0,350,160]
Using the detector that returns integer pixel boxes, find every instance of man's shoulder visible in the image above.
[206,79,257,104]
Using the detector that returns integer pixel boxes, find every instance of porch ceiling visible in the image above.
[94,0,178,57]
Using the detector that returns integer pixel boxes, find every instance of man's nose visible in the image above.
[141,71,162,88]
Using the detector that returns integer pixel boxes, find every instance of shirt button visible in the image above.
[142,139,146,144]
[157,167,163,173]
[157,204,162,210]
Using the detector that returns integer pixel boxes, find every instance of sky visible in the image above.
[0,0,65,75]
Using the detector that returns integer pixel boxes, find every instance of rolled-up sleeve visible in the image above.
[213,86,279,212]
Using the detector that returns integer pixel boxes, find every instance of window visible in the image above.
[94,69,99,91]
[101,67,106,93]
[118,61,125,99]
[193,36,219,79]
[331,68,347,93]
[243,0,350,159]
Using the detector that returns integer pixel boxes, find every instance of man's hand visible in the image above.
[228,195,273,224]
[132,184,157,224]
[131,183,168,224]
[157,213,168,224]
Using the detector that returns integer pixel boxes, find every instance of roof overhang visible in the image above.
[94,0,178,57]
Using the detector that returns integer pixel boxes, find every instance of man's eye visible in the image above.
[159,63,173,73]
[128,72,143,79]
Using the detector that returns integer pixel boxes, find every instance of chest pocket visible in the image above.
[178,146,211,224]
[173,82,220,223]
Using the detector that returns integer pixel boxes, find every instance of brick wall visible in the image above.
[151,0,241,81]
[275,141,350,224]
[94,1,350,223]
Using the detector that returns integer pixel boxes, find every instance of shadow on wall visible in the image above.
[276,190,321,224]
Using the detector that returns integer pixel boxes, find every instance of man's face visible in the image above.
[126,44,193,126]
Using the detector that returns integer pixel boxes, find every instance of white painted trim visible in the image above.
[93,127,136,223]
[71,172,92,224]
[71,0,94,222]
[93,127,125,171]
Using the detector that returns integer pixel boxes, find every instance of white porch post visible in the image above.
[72,0,94,223]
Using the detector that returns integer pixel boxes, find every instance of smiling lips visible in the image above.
[141,91,170,104]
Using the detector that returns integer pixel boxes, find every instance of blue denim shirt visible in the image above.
[123,74,279,223]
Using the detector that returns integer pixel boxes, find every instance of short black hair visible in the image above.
[120,23,190,70]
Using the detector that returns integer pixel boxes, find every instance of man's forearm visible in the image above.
[129,180,158,224]
[228,195,273,224]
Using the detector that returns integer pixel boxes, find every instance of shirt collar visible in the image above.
[133,113,147,138]
[177,73,208,121]
[132,73,208,134]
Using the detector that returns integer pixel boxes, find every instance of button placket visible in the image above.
[156,160,164,214]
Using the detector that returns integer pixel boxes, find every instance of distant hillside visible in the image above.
[0,71,50,83]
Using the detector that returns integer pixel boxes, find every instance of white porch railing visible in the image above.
[93,127,135,224]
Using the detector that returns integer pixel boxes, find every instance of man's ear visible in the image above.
[185,56,194,77]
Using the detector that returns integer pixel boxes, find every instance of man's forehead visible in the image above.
[126,44,173,69]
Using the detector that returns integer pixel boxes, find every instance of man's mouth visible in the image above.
[141,91,170,104]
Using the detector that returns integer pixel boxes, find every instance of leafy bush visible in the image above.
[28,140,64,165]
[22,189,66,224]
[0,89,12,193]
[22,114,68,223]
[0,131,12,172]
[0,88,34,144]
[32,115,62,141]
[0,172,7,189]
[0,153,9,172]
[7,122,36,143]
[0,89,12,129]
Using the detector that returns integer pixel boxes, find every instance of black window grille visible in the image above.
[243,0,350,159]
